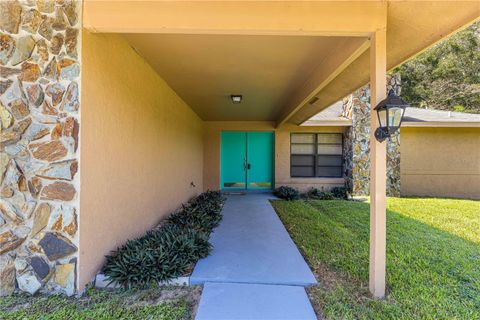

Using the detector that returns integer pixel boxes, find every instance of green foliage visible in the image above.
[394,22,480,113]
[0,287,196,320]
[271,197,480,319]
[102,191,225,289]
[330,186,349,200]
[167,190,225,233]
[102,225,211,288]
[305,188,338,200]
[274,186,300,200]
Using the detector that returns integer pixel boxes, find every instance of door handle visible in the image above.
[247,163,251,170]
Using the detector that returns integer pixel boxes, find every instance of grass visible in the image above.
[0,285,200,320]
[271,197,480,320]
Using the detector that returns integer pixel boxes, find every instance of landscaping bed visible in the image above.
[271,197,480,319]
[102,191,225,289]
[0,286,201,320]
[0,191,224,319]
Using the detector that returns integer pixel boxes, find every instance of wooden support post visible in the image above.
[369,29,387,299]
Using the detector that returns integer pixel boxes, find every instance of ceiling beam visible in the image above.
[289,2,479,125]
[276,38,370,127]
[83,1,387,36]
[289,49,370,125]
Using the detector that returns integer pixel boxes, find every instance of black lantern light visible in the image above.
[374,90,409,142]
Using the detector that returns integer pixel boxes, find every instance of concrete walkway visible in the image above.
[192,194,317,320]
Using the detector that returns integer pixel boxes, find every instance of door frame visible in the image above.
[220,130,275,191]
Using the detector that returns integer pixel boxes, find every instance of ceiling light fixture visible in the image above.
[231,95,242,104]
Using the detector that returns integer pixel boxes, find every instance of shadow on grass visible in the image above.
[271,199,480,319]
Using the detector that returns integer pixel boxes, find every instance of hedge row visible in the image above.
[274,186,349,201]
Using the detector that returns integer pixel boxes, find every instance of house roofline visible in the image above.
[301,120,352,127]
[402,121,480,128]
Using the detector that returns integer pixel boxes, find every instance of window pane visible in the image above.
[292,144,315,154]
[291,155,315,166]
[291,133,315,144]
[317,155,342,166]
[317,145,342,155]
[317,133,342,144]
[291,166,314,177]
[378,108,387,127]
[317,166,343,177]
[388,107,403,127]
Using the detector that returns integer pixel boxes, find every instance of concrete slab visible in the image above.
[195,282,317,320]
[191,194,317,286]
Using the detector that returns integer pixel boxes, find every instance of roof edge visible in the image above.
[402,121,480,128]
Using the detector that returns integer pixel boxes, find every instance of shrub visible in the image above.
[320,191,335,200]
[102,225,211,289]
[306,188,335,200]
[102,191,225,289]
[306,188,322,199]
[274,186,300,200]
[167,190,224,233]
[331,186,349,200]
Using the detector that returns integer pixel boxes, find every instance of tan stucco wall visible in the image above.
[203,122,346,192]
[400,127,480,199]
[79,32,204,290]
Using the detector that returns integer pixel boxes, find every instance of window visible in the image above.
[290,133,343,178]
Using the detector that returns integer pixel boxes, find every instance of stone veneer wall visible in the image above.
[342,74,401,196]
[0,0,81,296]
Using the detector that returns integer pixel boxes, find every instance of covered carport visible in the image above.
[79,0,479,298]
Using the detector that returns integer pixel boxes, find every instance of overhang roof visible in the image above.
[304,103,480,128]
[402,107,480,127]
[302,101,352,127]
[84,1,480,126]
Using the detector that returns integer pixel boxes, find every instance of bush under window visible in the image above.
[274,186,300,200]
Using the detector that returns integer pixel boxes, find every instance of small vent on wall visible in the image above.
[309,96,319,105]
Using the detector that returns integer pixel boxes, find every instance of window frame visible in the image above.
[290,132,344,178]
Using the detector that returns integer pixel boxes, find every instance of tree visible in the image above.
[395,22,480,113]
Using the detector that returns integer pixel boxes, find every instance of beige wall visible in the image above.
[401,127,480,199]
[203,122,346,192]
[79,32,204,290]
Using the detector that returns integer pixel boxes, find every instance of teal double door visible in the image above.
[221,131,274,190]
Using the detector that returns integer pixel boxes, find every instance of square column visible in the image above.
[369,29,387,298]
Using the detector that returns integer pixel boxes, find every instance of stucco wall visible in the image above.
[400,127,480,199]
[203,121,346,192]
[79,32,204,290]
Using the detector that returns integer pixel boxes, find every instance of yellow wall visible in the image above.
[79,31,204,290]
[203,122,346,192]
[401,127,480,199]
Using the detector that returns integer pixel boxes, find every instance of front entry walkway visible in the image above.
[192,194,317,320]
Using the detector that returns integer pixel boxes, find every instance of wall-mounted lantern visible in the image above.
[374,90,409,142]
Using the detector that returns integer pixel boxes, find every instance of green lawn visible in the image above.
[271,197,480,320]
[0,286,199,320]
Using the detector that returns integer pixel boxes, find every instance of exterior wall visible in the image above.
[400,127,480,199]
[0,0,81,296]
[203,121,346,192]
[79,32,204,291]
[342,74,401,196]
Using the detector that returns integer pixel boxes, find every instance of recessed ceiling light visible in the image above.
[231,95,242,104]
